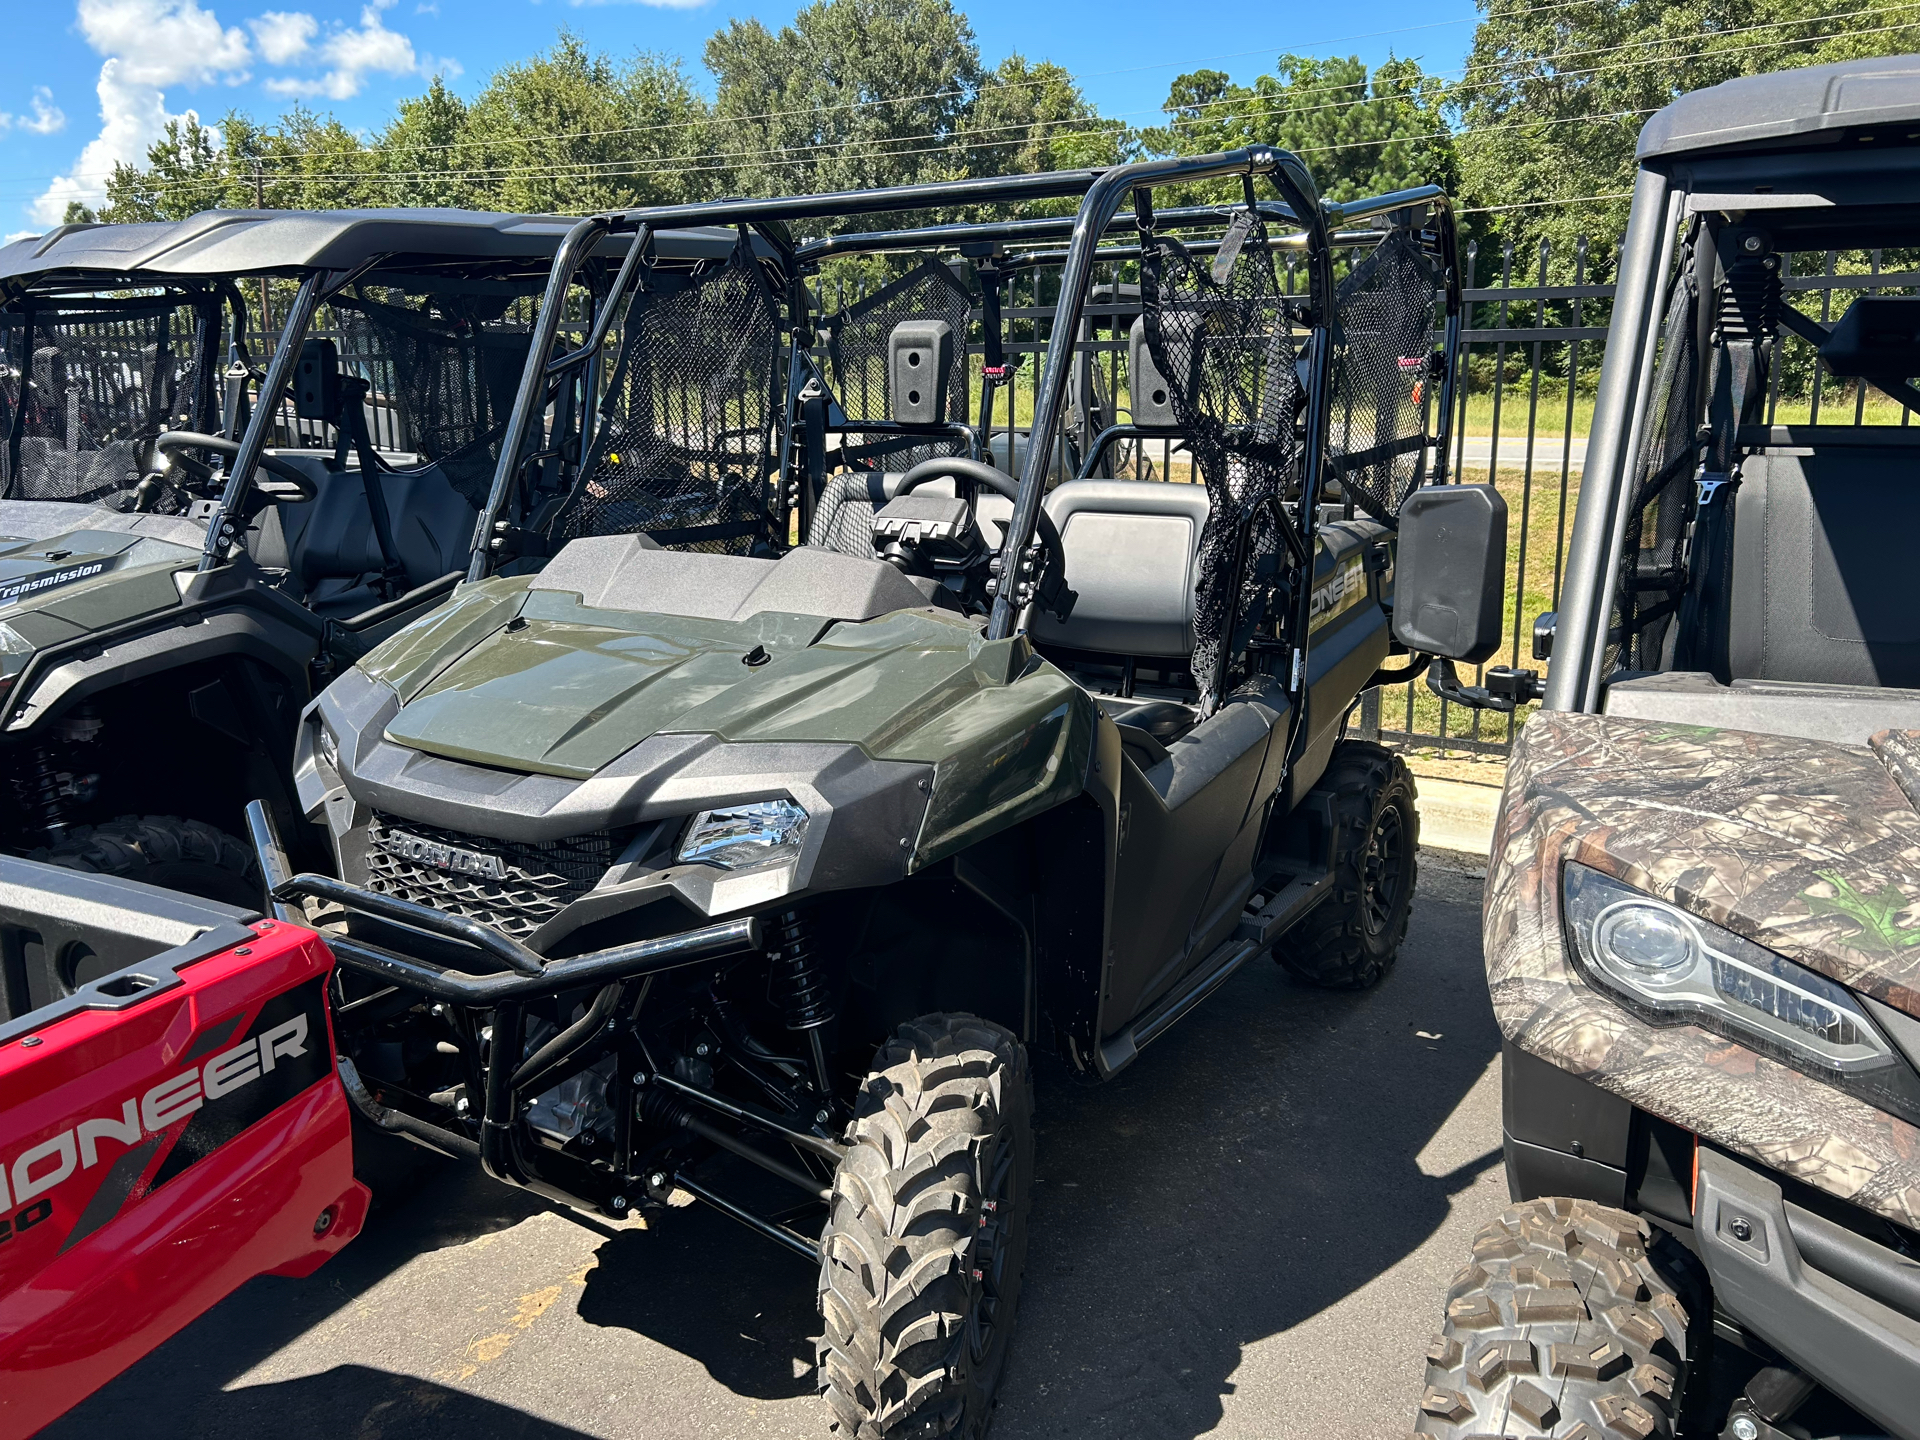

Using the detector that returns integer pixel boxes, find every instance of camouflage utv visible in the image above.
[0,212,614,920]
[254,152,1482,1438]
[1414,57,1920,1440]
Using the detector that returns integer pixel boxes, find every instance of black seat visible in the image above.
[250,454,478,615]
[1727,446,1920,688]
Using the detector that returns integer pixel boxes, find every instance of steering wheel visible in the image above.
[894,457,1073,618]
[151,431,317,503]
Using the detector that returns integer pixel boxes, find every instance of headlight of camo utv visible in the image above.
[1564,861,1902,1084]
[676,799,809,871]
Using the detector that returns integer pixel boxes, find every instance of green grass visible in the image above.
[1461,388,1594,440]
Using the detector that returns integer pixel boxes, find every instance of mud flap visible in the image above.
[0,857,367,1437]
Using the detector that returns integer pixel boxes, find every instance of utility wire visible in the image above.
[56,13,1911,201]
[8,8,1912,205]
[4,0,1850,189]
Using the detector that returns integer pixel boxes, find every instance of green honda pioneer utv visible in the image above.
[255,151,1486,1438]
[1413,56,1920,1440]
[0,211,655,918]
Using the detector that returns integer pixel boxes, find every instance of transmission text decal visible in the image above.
[0,560,113,606]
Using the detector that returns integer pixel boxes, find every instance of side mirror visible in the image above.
[1391,483,1506,664]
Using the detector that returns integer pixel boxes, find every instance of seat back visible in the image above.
[1032,479,1209,658]
[262,454,477,603]
[1728,445,1920,688]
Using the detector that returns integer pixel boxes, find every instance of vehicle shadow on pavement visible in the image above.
[115,1365,604,1438]
[573,1196,821,1399]
[989,859,1501,1440]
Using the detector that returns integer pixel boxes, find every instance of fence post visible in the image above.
[1357,686,1380,743]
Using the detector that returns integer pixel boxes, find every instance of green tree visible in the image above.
[377,76,477,209]
[1455,0,1920,263]
[967,55,1130,182]
[705,0,984,203]
[1144,54,1457,207]
[100,115,230,221]
[463,32,710,213]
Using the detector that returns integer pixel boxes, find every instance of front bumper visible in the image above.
[1696,1146,1920,1440]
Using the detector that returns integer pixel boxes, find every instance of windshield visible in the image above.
[0,294,223,507]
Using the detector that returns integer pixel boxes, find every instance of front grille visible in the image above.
[363,813,630,940]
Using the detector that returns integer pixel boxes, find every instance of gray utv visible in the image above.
[0,211,625,920]
[1413,55,1920,1440]
[255,151,1487,1439]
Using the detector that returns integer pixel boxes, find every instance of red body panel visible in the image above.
[0,918,367,1439]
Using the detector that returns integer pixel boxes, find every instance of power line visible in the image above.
[0,0,1706,189]
[56,11,1910,203]
[1459,190,1636,214]
[8,8,1912,207]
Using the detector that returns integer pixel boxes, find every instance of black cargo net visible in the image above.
[0,298,218,504]
[1605,248,1700,678]
[820,258,972,471]
[331,285,535,508]
[1142,217,1302,706]
[1328,229,1443,523]
[560,245,781,552]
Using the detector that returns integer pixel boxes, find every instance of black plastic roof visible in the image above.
[1639,54,1920,162]
[0,208,742,287]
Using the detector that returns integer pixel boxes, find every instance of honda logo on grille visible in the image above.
[379,827,510,879]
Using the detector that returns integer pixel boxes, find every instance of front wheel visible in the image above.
[816,1014,1034,1440]
[1416,1198,1692,1439]
[1276,740,1418,989]
[36,814,261,911]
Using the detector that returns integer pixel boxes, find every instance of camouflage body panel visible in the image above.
[1487,709,1920,1229]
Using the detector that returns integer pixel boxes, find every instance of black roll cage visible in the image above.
[460,158,1460,622]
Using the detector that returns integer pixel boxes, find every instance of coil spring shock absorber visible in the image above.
[13,746,70,843]
[767,907,835,1097]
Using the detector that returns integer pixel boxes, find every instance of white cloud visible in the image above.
[34,0,441,224]
[250,10,317,64]
[10,89,69,136]
[263,2,422,101]
[34,0,253,225]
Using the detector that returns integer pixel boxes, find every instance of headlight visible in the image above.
[676,799,809,871]
[315,719,340,772]
[1564,862,1920,1120]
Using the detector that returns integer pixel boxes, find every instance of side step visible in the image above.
[1096,862,1333,1078]
[1233,864,1336,949]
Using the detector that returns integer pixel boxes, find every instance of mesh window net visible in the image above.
[1,298,219,504]
[1327,229,1443,523]
[820,258,972,472]
[1143,217,1302,704]
[560,244,781,553]
[1606,251,1701,678]
[331,284,536,508]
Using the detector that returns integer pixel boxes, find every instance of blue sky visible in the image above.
[0,0,1483,232]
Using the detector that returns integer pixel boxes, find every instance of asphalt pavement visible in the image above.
[47,852,1508,1440]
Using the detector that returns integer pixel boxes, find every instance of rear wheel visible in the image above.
[37,814,260,910]
[816,1014,1034,1440]
[1277,740,1417,989]
[1416,1198,1692,1439]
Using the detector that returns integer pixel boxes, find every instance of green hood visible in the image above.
[368,584,1078,781]
[0,527,198,672]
